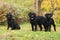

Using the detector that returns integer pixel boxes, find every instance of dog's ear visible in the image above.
[28,12,32,17]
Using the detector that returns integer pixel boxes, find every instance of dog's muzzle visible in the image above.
[31,18,34,20]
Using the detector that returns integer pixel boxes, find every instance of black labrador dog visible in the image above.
[6,13,20,30]
[45,13,56,31]
[28,12,49,31]
[10,19,20,30]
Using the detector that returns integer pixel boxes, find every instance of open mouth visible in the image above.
[31,18,34,20]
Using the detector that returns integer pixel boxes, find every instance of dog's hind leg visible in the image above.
[52,21,56,31]
[48,25,51,31]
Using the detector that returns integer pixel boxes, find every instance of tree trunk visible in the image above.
[34,0,38,14]
[34,0,43,16]
[50,0,57,15]
[38,0,42,15]
[50,0,54,15]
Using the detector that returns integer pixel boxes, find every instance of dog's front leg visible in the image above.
[31,24,34,31]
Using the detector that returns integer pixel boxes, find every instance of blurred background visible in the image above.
[0,0,60,25]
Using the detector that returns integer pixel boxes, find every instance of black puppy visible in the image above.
[28,12,48,31]
[10,19,20,30]
[45,13,56,31]
[6,13,20,30]
[6,13,13,30]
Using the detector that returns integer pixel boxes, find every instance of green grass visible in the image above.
[0,23,60,40]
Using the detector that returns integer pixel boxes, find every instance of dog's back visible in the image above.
[11,19,20,30]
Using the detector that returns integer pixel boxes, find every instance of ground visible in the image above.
[0,22,60,40]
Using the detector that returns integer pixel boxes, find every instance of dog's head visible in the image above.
[45,13,53,18]
[6,13,13,20]
[28,12,36,20]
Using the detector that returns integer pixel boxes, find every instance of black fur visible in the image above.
[45,13,56,31]
[6,13,20,30]
[28,12,49,31]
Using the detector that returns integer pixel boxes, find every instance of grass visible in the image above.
[0,23,60,40]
